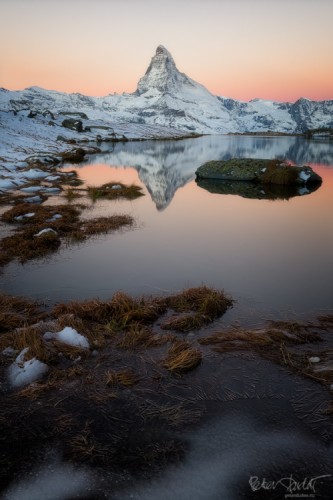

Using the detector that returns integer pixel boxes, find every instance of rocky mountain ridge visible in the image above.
[1,45,332,135]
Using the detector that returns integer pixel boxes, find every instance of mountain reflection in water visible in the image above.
[2,135,333,322]
[87,135,332,209]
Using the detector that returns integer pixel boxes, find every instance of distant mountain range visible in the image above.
[1,45,332,134]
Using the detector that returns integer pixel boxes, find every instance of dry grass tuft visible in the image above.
[87,182,144,202]
[81,215,134,236]
[55,413,77,433]
[1,230,61,263]
[52,298,115,324]
[69,424,97,461]
[0,203,81,264]
[63,188,83,201]
[116,324,166,349]
[109,292,166,326]
[0,325,53,363]
[0,203,134,265]
[161,313,204,332]
[105,369,138,387]
[199,322,322,349]
[1,203,80,227]
[0,294,43,333]
[54,314,87,335]
[161,286,233,331]
[162,340,202,374]
[199,328,273,347]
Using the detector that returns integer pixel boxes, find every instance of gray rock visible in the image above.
[62,118,83,132]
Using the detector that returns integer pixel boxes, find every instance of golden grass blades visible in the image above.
[162,340,202,374]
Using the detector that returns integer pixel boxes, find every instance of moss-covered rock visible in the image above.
[196,158,322,186]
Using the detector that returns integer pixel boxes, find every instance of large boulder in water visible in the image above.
[195,159,322,186]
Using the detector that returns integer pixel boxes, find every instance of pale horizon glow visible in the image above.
[1,0,332,102]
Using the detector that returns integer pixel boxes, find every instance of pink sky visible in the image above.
[1,0,332,102]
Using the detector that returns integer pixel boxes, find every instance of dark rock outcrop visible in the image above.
[62,118,83,133]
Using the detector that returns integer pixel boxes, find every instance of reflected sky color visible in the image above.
[3,136,333,324]
[1,0,332,101]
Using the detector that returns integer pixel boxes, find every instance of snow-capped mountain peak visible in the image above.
[136,45,198,95]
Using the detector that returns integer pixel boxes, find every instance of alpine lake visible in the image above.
[2,134,333,324]
[1,134,333,499]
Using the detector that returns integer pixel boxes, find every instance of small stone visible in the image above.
[2,347,16,356]
[34,228,58,237]
[309,356,320,363]
[24,195,43,203]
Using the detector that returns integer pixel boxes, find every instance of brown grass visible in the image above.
[162,340,202,374]
[63,189,83,201]
[81,215,134,236]
[161,313,205,332]
[0,203,81,263]
[55,413,77,433]
[198,328,273,347]
[260,160,299,185]
[15,382,52,401]
[105,369,138,387]
[108,292,167,327]
[1,230,61,263]
[0,294,43,333]
[116,324,166,349]
[69,424,97,461]
[87,182,144,202]
[199,322,322,349]
[0,325,54,363]
[0,202,135,264]
[52,288,231,340]
[161,286,233,331]
[54,292,166,330]
[1,203,80,226]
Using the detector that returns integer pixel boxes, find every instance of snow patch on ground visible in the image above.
[8,348,48,388]
[45,326,90,349]
[34,228,58,237]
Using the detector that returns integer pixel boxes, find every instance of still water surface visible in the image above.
[2,135,333,324]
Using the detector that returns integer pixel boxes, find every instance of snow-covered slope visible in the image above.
[1,45,332,134]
